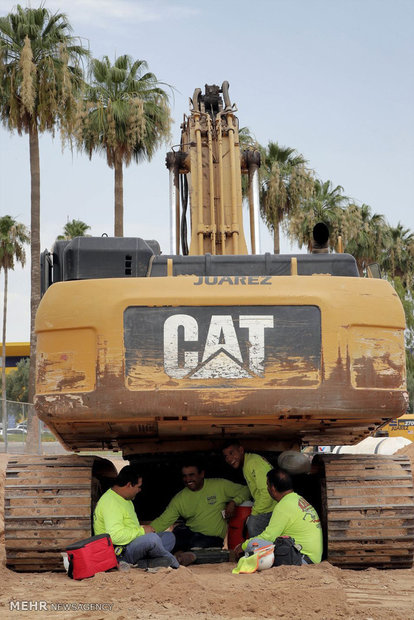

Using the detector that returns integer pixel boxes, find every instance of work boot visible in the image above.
[190,548,230,564]
[174,551,196,566]
[147,557,172,568]
[117,561,132,572]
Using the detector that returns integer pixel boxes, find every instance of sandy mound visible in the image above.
[396,440,414,470]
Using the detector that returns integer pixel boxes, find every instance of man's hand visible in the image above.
[224,500,236,519]
[143,524,155,533]
[233,542,244,559]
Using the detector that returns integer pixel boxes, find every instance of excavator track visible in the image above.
[322,454,414,569]
[4,455,99,572]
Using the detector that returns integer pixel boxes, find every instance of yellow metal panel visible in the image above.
[36,328,96,393]
[348,326,405,389]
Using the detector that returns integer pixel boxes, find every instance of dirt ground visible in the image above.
[1,449,414,620]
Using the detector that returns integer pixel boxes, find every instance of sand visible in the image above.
[1,449,414,620]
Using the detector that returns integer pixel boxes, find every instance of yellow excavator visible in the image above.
[5,82,414,571]
[377,413,414,442]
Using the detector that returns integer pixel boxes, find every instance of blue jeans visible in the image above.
[120,532,179,568]
[246,512,273,537]
[172,524,223,552]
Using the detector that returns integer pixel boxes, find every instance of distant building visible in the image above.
[0,342,30,375]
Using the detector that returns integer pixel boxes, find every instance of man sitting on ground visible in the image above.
[235,468,323,565]
[222,441,276,537]
[94,465,179,569]
[151,462,250,563]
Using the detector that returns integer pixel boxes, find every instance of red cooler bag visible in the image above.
[66,533,118,580]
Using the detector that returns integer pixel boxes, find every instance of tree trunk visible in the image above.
[2,267,8,453]
[273,221,280,254]
[114,157,124,237]
[26,121,41,455]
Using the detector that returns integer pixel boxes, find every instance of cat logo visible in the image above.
[123,304,321,387]
[163,314,274,380]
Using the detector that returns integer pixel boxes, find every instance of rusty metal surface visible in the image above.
[323,454,414,569]
[35,377,403,451]
[5,455,95,572]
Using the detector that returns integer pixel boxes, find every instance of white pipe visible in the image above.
[169,168,176,254]
[252,168,261,254]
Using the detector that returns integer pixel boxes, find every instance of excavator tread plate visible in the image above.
[5,455,95,572]
[6,553,67,572]
[328,513,414,522]
[6,455,96,465]
[327,485,414,496]
[322,454,414,569]
[5,473,92,482]
[331,535,414,544]
[6,495,91,506]
[5,465,93,474]
[6,505,91,518]
[328,500,414,508]
[329,525,414,536]
[6,527,91,538]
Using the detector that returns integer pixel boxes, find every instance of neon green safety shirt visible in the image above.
[242,491,323,564]
[93,488,145,548]
[151,478,250,539]
[243,453,276,515]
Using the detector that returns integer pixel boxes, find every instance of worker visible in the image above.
[235,468,323,565]
[150,462,251,563]
[93,465,179,569]
[222,441,276,536]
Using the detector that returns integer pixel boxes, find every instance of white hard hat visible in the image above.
[278,451,311,475]
[255,545,275,571]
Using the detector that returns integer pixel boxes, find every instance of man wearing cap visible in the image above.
[236,468,323,565]
[222,441,276,537]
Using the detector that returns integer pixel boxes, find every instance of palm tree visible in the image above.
[343,204,389,275]
[57,219,91,240]
[238,126,260,201]
[77,54,171,237]
[259,141,314,253]
[380,223,414,289]
[0,215,30,452]
[239,126,258,151]
[0,5,88,452]
[288,179,349,251]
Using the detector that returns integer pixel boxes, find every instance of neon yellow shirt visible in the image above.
[93,488,145,546]
[242,492,323,564]
[151,478,250,539]
[243,453,276,515]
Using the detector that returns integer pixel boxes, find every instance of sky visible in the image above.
[1,0,413,341]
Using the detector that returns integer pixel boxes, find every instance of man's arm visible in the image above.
[246,455,275,514]
[150,497,181,532]
[221,479,251,505]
